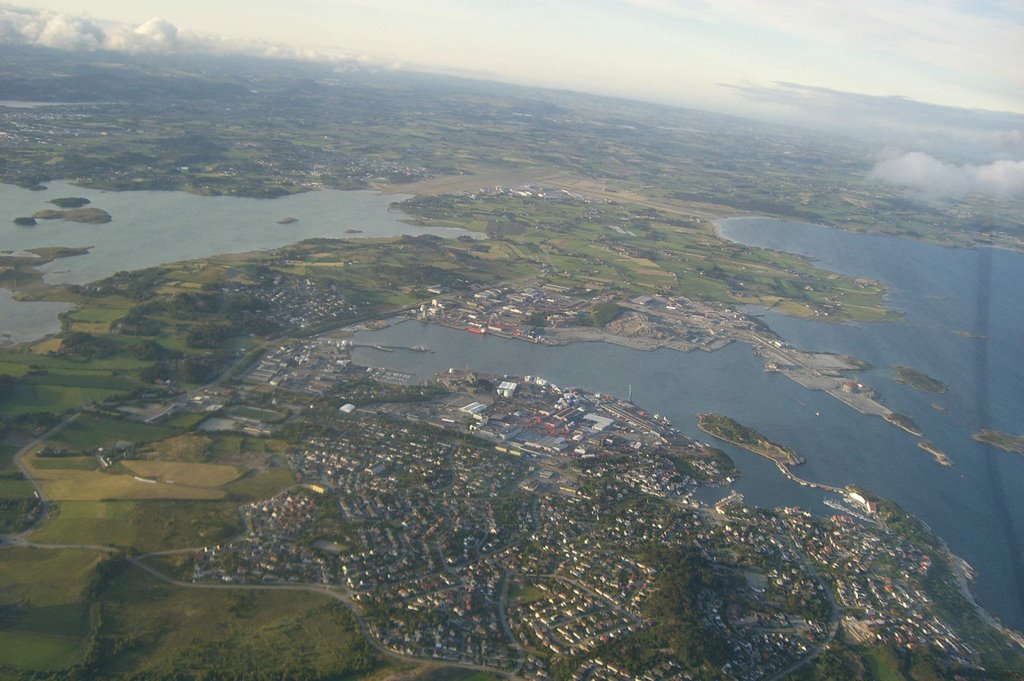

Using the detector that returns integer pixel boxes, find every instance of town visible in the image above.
[140,335,983,680]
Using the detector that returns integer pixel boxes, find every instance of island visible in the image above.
[277,216,299,224]
[894,365,947,393]
[918,440,952,466]
[884,412,924,436]
[697,412,805,465]
[13,216,37,226]
[48,197,91,208]
[973,429,1024,454]
[31,207,112,223]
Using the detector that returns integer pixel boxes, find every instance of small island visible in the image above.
[884,412,924,436]
[918,441,952,467]
[277,216,299,224]
[31,207,112,224]
[973,429,1024,455]
[893,365,947,394]
[13,217,37,226]
[698,413,805,466]
[48,197,91,208]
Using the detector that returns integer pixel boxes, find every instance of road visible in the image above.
[7,411,80,541]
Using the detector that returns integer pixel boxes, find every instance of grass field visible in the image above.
[0,478,35,498]
[66,307,129,324]
[94,564,384,679]
[862,647,908,681]
[0,550,105,672]
[0,547,105,606]
[139,432,212,462]
[31,500,243,551]
[25,456,226,501]
[225,405,287,423]
[223,467,296,500]
[47,414,175,452]
[1,384,124,415]
[123,460,243,487]
[0,629,87,671]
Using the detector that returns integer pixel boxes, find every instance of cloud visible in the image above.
[870,152,1024,199]
[34,12,104,50]
[725,82,1024,163]
[104,17,180,54]
[0,7,192,53]
[0,6,375,64]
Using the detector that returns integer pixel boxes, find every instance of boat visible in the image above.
[467,325,487,335]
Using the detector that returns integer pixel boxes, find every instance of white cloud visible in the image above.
[0,6,375,64]
[870,152,1024,199]
[104,17,179,53]
[33,12,104,50]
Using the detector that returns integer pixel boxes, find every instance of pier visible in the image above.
[772,460,844,494]
[351,342,432,353]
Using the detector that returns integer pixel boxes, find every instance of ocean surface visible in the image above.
[0,181,471,342]
[349,217,1024,630]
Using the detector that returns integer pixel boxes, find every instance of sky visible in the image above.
[3,0,1022,116]
[2,1,1023,197]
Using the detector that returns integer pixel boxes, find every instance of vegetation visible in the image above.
[31,207,112,223]
[48,197,91,208]
[398,191,899,322]
[973,429,1024,455]
[697,413,804,465]
[884,412,924,436]
[893,366,947,394]
[31,500,243,552]
[88,564,383,680]
[1,47,1018,251]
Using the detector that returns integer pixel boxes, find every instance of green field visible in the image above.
[1,384,124,416]
[0,547,106,607]
[0,629,87,671]
[123,460,243,487]
[67,307,129,324]
[0,550,101,673]
[92,565,384,679]
[47,414,175,452]
[0,478,34,498]
[223,467,296,500]
[31,500,243,552]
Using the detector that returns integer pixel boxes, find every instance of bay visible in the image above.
[0,181,473,342]
[349,217,1024,630]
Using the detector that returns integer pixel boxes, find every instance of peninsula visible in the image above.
[697,412,805,465]
[885,412,924,436]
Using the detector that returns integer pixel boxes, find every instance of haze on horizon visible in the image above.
[2,0,1024,198]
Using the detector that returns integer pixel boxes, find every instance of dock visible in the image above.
[772,460,843,494]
